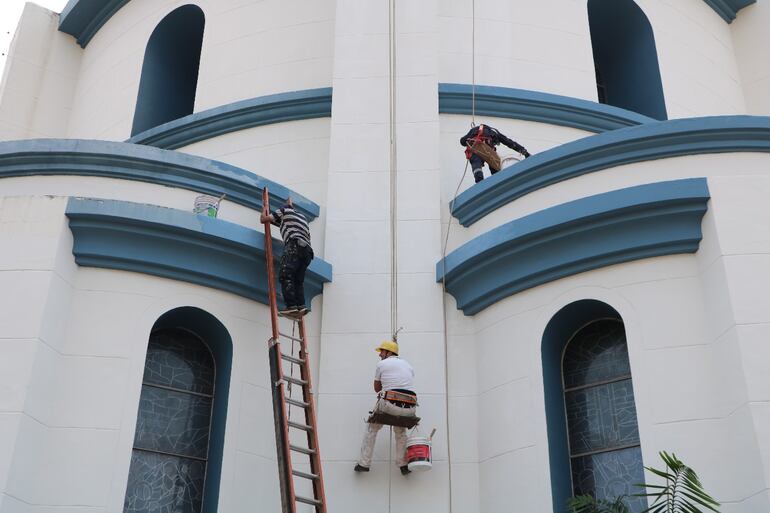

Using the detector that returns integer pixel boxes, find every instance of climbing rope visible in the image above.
[471,0,476,125]
[439,3,477,512]
[389,0,399,338]
[388,0,398,509]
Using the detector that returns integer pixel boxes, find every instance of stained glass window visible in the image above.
[124,329,215,513]
[562,319,646,512]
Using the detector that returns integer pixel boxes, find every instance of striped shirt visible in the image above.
[272,206,311,246]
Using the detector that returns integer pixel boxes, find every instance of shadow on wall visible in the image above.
[542,300,646,513]
[131,5,206,136]
[588,0,667,120]
[123,306,232,513]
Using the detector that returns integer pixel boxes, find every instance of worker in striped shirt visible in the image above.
[260,197,314,316]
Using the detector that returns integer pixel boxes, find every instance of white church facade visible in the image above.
[0,0,769,512]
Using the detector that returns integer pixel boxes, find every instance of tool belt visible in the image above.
[467,140,502,171]
[382,390,418,408]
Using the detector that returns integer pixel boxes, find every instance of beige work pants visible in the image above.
[358,398,417,468]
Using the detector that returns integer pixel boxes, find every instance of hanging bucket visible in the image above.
[193,195,221,218]
[406,435,432,472]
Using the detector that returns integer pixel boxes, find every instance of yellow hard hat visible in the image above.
[375,340,399,355]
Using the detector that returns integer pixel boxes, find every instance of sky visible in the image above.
[0,0,70,77]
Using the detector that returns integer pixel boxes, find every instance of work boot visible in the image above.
[400,465,411,476]
[473,169,484,183]
[354,464,370,472]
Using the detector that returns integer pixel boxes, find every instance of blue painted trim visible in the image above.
[542,300,623,513]
[437,179,709,315]
[438,83,654,133]
[0,139,319,220]
[128,88,333,149]
[66,198,332,307]
[152,307,233,513]
[452,115,770,226]
[702,0,755,22]
[59,0,130,47]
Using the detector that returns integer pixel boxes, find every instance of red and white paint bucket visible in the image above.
[406,435,432,472]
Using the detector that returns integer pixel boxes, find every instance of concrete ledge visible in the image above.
[128,88,333,149]
[66,197,332,306]
[438,179,709,315]
[59,0,130,47]
[702,0,755,22]
[452,115,770,226]
[439,83,653,133]
[0,138,319,220]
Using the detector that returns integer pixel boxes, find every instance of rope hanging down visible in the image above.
[389,0,399,338]
[439,3,477,513]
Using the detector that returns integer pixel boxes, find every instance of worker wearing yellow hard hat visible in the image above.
[375,340,399,355]
[355,337,418,476]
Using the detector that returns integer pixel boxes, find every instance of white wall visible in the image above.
[730,2,770,115]
[0,3,81,141]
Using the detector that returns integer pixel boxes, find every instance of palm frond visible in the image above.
[637,451,720,513]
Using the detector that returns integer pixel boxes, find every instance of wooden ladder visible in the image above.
[262,188,327,513]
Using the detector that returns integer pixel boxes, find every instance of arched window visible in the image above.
[562,319,645,511]
[542,300,645,513]
[124,308,231,513]
[587,0,667,120]
[131,5,205,136]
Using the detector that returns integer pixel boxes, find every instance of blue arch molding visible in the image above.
[151,307,233,513]
[439,83,654,133]
[703,0,755,22]
[130,4,205,137]
[128,88,333,150]
[452,115,770,227]
[542,300,622,513]
[588,0,667,120]
[0,139,319,220]
[66,198,332,307]
[437,179,709,316]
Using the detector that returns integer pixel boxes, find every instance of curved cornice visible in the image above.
[0,139,319,220]
[438,179,709,315]
[128,88,333,150]
[59,0,130,47]
[703,0,755,23]
[438,83,654,133]
[452,115,770,226]
[66,197,332,306]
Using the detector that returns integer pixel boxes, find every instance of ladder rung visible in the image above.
[288,420,313,431]
[292,469,319,480]
[286,398,309,408]
[281,353,305,365]
[290,444,316,455]
[285,376,308,386]
[278,332,303,343]
[296,495,323,507]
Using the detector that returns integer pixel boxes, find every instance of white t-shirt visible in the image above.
[375,356,415,392]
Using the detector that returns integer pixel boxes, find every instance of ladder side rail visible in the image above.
[263,187,297,513]
[298,318,328,513]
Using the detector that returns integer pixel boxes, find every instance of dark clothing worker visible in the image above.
[460,123,530,183]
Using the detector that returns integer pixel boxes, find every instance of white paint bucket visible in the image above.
[193,194,221,218]
[406,435,432,472]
